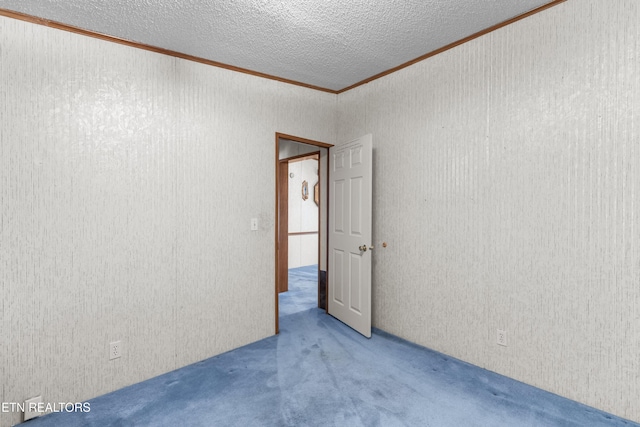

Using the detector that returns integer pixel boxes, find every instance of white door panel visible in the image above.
[328,135,372,338]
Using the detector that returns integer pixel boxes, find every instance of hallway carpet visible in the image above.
[24,268,638,426]
[278,265,318,317]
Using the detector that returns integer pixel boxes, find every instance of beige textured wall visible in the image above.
[0,17,336,427]
[338,0,640,422]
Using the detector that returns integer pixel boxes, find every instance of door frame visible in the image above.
[275,132,333,334]
[277,158,290,294]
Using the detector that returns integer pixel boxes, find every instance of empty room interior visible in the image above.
[1,0,639,425]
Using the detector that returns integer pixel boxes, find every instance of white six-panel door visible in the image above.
[328,135,372,338]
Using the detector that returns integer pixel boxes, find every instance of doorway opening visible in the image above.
[275,133,333,334]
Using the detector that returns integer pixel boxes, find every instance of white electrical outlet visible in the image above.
[251,218,258,231]
[109,341,122,360]
[24,395,43,421]
[496,329,507,347]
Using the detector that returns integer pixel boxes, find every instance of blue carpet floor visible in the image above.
[278,265,318,317]
[23,266,639,426]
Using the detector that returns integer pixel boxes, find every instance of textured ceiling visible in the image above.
[0,0,557,92]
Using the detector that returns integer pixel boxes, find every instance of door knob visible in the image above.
[359,244,374,252]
